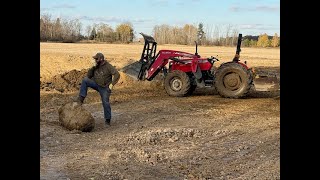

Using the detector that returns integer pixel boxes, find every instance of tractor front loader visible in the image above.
[121,33,255,98]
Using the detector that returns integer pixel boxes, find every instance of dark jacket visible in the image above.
[87,60,120,87]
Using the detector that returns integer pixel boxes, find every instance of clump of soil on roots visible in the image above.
[58,101,95,132]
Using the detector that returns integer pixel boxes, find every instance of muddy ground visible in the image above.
[40,70,279,179]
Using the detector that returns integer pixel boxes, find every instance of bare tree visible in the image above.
[225,24,232,46]
[231,28,239,46]
[183,24,197,45]
[204,23,212,45]
[213,25,221,46]
[96,23,114,42]
[153,24,171,44]
[86,25,92,41]
[40,13,52,41]
[74,19,82,40]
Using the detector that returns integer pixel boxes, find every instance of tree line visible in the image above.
[40,13,279,47]
[40,14,134,43]
[242,34,280,47]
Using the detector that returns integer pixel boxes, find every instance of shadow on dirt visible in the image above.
[247,90,280,99]
[193,88,279,99]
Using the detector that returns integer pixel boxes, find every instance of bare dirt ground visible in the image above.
[40,43,280,179]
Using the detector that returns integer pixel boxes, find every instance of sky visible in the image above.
[40,0,280,38]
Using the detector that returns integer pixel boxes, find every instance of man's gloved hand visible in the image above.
[109,83,113,90]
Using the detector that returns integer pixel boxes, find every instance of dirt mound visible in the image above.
[58,102,95,132]
[40,69,88,92]
[40,66,165,94]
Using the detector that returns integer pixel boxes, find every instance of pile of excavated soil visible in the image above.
[40,69,88,92]
[40,68,165,93]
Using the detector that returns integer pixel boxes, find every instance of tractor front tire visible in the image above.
[164,70,192,97]
[214,62,253,98]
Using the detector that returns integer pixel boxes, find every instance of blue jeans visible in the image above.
[79,77,112,120]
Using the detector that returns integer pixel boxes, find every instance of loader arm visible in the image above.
[137,32,208,81]
[143,50,199,81]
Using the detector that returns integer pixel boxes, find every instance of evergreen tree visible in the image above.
[54,18,62,41]
[197,23,205,45]
[243,39,250,47]
[250,39,257,47]
[90,27,97,40]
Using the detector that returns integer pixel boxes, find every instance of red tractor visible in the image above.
[122,33,255,98]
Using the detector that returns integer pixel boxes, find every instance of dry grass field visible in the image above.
[40,42,280,179]
[40,43,279,81]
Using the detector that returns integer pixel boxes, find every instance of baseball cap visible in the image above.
[92,52,104,59]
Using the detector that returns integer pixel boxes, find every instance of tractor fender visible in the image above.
[237,62,249,69]
[220,61,250,70]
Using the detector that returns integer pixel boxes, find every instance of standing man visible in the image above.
[74,52,120,126]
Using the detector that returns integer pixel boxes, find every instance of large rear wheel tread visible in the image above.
[214,62,253,98]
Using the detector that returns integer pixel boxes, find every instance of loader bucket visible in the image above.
[119,33,157,81]
[119,60,143,80]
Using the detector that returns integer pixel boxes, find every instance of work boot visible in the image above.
[105,119,111,126]
[72,96,84,104]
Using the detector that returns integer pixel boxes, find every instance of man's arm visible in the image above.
[109,65,120,86]
[87,66,96,79]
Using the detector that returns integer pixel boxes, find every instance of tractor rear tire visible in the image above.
[164,70,192,97]
[214,62,253,98]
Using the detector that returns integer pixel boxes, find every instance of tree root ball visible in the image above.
[58,102,95,132]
